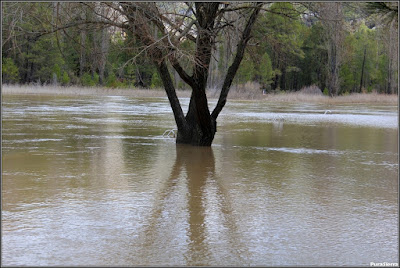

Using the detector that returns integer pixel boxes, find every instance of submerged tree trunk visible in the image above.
[155,59,216,146]
[123,2,262,146]
[177,94,217,146]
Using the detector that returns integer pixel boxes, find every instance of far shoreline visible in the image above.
[1,84,398,104]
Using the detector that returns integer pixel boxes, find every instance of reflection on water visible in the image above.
[2,95,398,266]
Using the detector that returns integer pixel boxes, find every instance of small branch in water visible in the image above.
[163,129,177,138]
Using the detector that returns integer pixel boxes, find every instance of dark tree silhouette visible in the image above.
[118,3,263,146]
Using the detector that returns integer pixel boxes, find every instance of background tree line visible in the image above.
[2,2,398,95]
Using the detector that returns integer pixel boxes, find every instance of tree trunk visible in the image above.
[387,20,397,94]
[280,69,286,90]
[156,58,215,146]
[329,44,337,96]
[98,5,109,85]
[317,2,343,96]
[176,93,217,146]
[359,46,367,93]
[79,28,86,78]
[124,2,262,146]
[156,59,216,146]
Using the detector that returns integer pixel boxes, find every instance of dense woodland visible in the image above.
[2,2,399,95]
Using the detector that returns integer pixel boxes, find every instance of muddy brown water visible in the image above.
[2,94,398,266]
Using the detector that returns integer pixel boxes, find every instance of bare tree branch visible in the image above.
[212,3,263,120]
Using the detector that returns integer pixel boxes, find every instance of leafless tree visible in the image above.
[113,2,263,146]
[304,2,344,96]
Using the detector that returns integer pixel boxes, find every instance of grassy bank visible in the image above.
[2,84,398,104]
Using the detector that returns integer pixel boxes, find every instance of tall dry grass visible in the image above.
[1,84,192,98]
[208,81,263,100]
[2,84,398,104]
[260,91,398,104]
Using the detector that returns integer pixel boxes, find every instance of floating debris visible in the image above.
[162,129,177,138]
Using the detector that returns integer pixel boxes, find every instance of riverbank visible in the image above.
[2,84,398,104]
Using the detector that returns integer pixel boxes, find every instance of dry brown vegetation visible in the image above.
[260,91,398,104]
[2,84,398,104]
[1,84,192,98]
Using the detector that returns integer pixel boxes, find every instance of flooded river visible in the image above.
[2,94,398,266]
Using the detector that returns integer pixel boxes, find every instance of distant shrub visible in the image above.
[93,73,99,85]
[105,73,126,88]
[61,71,70,86]
[150,72,163,89]
[323,87,329,96]
[53,64,62,81]
[2,58,19,84]
[81,72,98,87]
[105,72,117,87]
[298,85,323,95]
[229,81,261,99]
